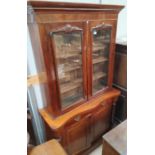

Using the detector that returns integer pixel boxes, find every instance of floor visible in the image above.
[89,145,102,155]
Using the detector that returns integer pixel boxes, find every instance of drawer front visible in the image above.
[92,101,113,140]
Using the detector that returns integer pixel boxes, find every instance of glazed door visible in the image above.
[88,21,114,97]
[45,22,87,111]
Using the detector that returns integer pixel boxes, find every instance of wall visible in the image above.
[101,0,127,42]
[27,28,44,109]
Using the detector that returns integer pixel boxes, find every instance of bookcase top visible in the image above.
[28,0,124,12]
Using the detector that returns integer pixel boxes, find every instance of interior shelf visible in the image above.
[56,51,81,59]
[61,78,82,94]
[58,56,108,75]
[93,57,108,64]
[93,72,106,81]
[61,94,83,108]
[93,46,105,52]
[64,64,81,72]
[93,85,107,93]
[94,37,110,42]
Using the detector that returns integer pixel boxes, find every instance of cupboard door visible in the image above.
[45,23,87,110]
[65,114,92,155]
[89,21,113,96]
[93,102,112,140]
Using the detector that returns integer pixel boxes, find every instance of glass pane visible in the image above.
[52,31,84,109]
[92,28,111,94]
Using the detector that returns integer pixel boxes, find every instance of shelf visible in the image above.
[57,52,81,59]
[93,72,106,81]
[61,78,82,94]
[93,46,105,52]
[93,85,107,94]
[61,94,83,108]
[93,57,108,64]
[94,37,110,42]
[64,64,81,72]
[58,65,82,81]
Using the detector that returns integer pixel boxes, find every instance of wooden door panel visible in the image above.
[93,102,112,140]
[65,114,92,155]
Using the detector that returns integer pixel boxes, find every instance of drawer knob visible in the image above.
[101,102,106,106]
[74,115,81,122]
